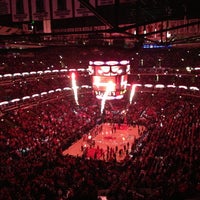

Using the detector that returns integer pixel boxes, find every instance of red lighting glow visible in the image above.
[93,76,116,91]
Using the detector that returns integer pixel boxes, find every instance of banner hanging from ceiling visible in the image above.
[11,0,30,22]
[0,0,10,15]
[52,0,73,19]
[31,0,50,21]
[74,0,95,17]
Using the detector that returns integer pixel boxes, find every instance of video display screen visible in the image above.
[92,75,128,92]
[92,76,116,91]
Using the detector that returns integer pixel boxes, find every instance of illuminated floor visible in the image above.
[62,123,144,162]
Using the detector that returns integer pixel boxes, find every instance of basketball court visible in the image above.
[63,123,144,162]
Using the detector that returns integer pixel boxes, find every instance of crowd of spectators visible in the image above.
[0,76,72,102]
[1,90,199,200]
[0,46,200,199]
[0,46,199,104]
[0,46,199,74]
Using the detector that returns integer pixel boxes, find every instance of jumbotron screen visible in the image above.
[92,75,127,92]
[89,60,129,99]
[92,76,116,91]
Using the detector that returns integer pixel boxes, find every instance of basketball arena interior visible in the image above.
[0,1,200,200]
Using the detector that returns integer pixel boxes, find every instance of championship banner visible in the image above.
[52,0,73,19]
[97,0,114,6]
[31,0,50,21]
[74,0,95,17]
[0,0,10,15]
[11,0,30,22]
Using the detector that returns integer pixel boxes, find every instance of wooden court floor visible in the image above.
[63,123,144,162]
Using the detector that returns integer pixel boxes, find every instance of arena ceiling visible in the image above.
[0,0,199,47]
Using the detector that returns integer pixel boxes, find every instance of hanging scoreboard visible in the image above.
[88,60,130,99]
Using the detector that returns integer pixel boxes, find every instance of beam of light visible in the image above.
[129,84,137,104]
[101,81,115,114]
[71,72,79,105]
